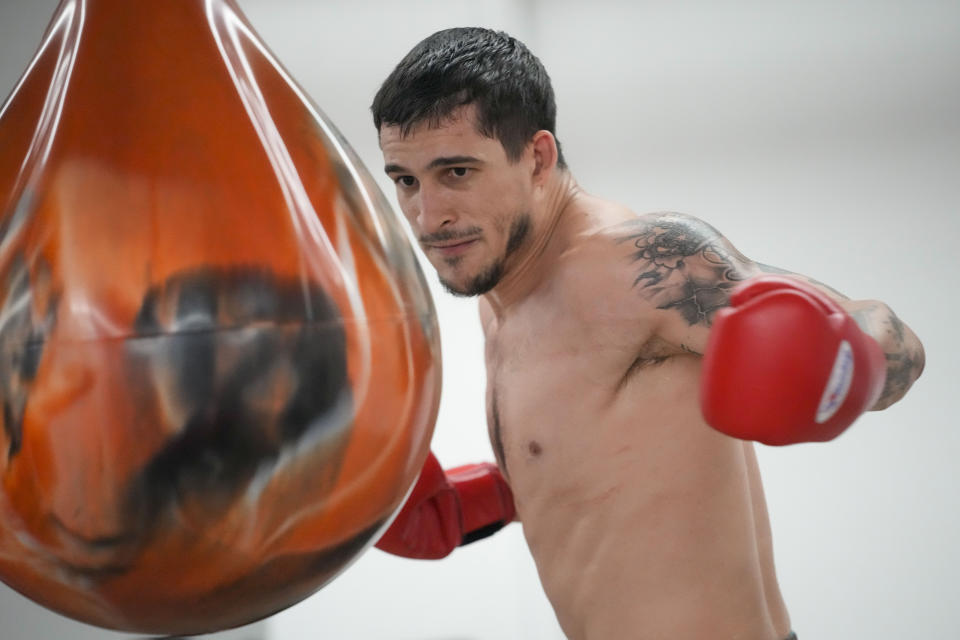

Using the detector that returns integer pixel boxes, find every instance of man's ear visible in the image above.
[530,130,559,184]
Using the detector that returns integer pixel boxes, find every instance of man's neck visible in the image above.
[484,170,581,317]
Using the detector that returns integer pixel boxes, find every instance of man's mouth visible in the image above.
[426,238,478,257]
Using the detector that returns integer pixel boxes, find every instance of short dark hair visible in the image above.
[372,27,566,169]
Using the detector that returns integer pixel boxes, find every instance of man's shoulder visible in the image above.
[593,211,723,246]
[564,210,724,271]
[547,211,711,316]
[551,208,751,325]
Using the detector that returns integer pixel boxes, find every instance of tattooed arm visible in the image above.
[615,211,925,410]
[753,263,925,409]
[840,300,925,409]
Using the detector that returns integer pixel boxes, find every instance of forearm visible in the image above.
[841,299,925,410]
[753,264,925,410]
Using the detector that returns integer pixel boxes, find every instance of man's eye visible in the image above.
[395,176,416,187]
[449,167,469,178]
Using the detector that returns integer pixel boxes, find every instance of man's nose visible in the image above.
[415,185,456,233]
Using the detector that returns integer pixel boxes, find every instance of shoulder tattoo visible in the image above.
[615,213,752,327]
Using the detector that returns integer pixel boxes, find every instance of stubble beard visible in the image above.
[439,213,532,298]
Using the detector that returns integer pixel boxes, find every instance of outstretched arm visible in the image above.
[615,211,924,411]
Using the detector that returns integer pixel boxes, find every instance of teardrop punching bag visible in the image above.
[0,0,441,634]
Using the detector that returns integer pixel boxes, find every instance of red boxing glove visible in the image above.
[375,452,516,559]
[700,276,887,445]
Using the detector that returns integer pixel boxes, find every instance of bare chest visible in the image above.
[483,324,774,638]
[482,306,651,492]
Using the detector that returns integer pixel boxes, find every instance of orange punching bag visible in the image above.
[0,0,440,635]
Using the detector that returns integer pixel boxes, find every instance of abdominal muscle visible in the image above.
[498,355,791,640]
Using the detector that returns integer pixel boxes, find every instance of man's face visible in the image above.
[380,106,532,297]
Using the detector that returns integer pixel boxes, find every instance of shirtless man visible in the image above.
[370,27,925,640]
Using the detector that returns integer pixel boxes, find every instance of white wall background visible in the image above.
[0,0,957,638]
